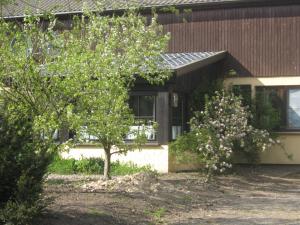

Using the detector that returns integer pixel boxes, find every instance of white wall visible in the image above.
[61,145,169,173]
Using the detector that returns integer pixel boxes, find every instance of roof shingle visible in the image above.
[1,0,239,18]
[162,51,226,75]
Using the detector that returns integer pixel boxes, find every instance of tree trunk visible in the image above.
[104,147,111,180]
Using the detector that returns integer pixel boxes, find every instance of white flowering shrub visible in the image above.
[190,91,275,176]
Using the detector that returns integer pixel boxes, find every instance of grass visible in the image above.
[111,161,152,176]
[144,207,167,224]
[48,157,153,176]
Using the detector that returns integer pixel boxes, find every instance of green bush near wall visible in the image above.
[48,157,152,176]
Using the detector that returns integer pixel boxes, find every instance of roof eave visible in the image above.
[2,0,300,20]
[174,51,227,76]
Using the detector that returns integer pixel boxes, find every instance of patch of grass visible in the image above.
[88,208,110,217]
[145,207,166,224]
[48,157,104,175]
[48,157,152,176]
[48,158,77,174]
[111,161,152,176]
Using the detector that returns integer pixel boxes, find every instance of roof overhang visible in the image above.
[2,0,299,19]
[162,51,227,76]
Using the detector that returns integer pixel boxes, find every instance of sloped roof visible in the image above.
[162,51,226,75]
[1,0,246,19]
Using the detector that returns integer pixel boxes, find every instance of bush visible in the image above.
[47,157,77,174]
[0,115,54,225]
[171,91,276,177]
[169,132,204,163]
[48,157,152,176]
[48,157,104,175]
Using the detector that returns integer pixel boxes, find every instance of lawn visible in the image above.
[38,166,300,225]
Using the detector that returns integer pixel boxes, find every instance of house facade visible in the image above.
[3,0,300,172]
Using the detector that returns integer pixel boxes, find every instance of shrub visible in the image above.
[48,157,152,176]
[171,91,276,177]
[74,158,104,174]
[111,161,152,176]
[48,157,104,175]
[0,115,54,225]
[47,157,77,175]
[169,131,204,163]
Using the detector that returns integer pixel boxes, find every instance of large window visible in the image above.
[254,86,300,131]
[127,95,156,140]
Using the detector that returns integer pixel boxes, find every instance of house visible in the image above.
[2,0,300,172]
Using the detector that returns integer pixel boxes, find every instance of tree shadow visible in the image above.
[35,209,138,225]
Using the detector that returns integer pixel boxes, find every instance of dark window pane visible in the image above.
[139,96,155,118]
[129,95,139,116]
[172,95,183,125]
[255,86,284,130]
[232,85,252,106]
[172,94,183,140]
[127,94,156,141]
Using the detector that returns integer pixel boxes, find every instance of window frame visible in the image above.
[126,92,157,142]
[254,85,300,132]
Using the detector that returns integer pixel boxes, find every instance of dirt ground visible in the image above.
[39,166,300,225]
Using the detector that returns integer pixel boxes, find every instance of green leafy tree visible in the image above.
[1,8,170,180]
[69,10,171,179]
[0,13,80,223]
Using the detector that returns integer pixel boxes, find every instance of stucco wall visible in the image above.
[61,145,169,173]
[260,134,300,164]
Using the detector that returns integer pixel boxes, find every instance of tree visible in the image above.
[0,14,88,149]
[0,8,170,180]
[0,13,81,223]
[69,10,171,179]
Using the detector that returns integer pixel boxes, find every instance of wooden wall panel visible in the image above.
[158,4,300,77]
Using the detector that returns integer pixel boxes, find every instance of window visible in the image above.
[171,93,184,140]
[254,86,300,131]
[127,95,156,140]
[288,89,300,129]
[232,85,252,106]
[255,86,285,130]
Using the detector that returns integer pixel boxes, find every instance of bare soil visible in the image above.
[38,166,300,225]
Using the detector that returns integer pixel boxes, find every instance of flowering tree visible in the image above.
[189,91,276,176]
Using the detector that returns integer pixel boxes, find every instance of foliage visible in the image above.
[48,157,104,175]
[169,131,203,163]
[252,89,282,131]
[0,112,54,225]
[189,79,223,113]
[0,200,46,225]
[171,91,276,177]
[190,91,276,175]
[110,161,152,176]
[48,157,152,176]
[66,9,171,179]
[0,7,170,182]
[144,207,166,224]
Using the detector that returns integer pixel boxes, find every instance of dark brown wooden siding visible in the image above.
[159,4,300,77]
